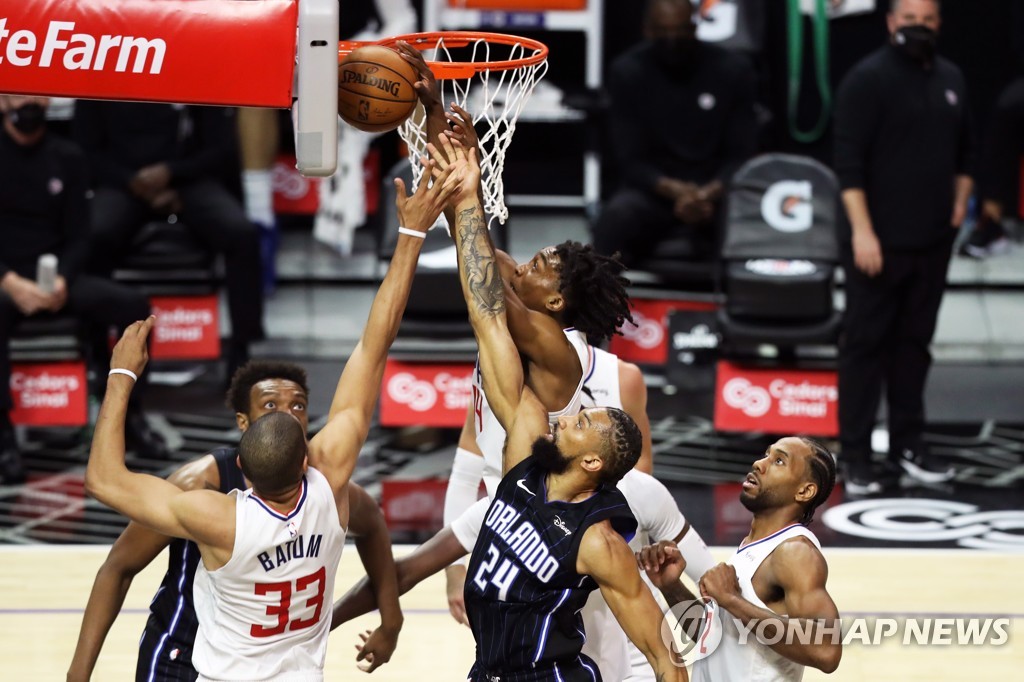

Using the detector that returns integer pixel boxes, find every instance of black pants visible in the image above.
[838,235,955,472]
[591,188,713,265]
[0,275,152,413]
[89,182,265,344]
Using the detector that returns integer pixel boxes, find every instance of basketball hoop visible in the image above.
[340,31,549,226]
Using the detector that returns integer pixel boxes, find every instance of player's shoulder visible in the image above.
[167,453,222,492]
[934,55,966,85]
[770,534,827,577]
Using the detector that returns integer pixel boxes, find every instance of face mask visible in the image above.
[653,36,699,71]
[7,103,46,135]
[892,25,938,64]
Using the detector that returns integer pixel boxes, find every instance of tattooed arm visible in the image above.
[433,136,549,474]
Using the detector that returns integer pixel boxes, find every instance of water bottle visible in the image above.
[36,253,58,294]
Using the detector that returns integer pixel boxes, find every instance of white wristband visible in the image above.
[108,368,138,382]
[398,226,425,239]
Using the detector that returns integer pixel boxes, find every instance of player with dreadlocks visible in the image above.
[637,436,842,680]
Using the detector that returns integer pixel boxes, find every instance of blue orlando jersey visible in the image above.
[136,447,246,682]
[465,454,637,682]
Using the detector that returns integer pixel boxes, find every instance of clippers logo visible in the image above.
[0,19,166,74]
[661,595,722,666]
[823,499,1024,549]
[621,311,664,350]
[386,372,438,412]
[722,378,771,418]
[761,180,813,233]
[552,515,572,537]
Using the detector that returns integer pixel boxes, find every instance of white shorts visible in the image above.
[450,496,490,553]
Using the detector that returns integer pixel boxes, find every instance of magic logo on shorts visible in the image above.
[0,19,166,74]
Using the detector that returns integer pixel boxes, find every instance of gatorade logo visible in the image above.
[761,180,813,233]
[0,19,166,74]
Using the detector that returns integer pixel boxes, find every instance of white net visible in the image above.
[396,35,549,226]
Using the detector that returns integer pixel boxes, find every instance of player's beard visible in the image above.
[531,436,571,475]
[739,485,781,514]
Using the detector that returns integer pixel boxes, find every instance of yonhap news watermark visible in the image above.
[661,599,1011,666]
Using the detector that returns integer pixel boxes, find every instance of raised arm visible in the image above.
[314,160,458,491]
[699,539,842,673]
[84,319,235,562]
[618,360,653,473]
[68,455,222,681]
[579,524,688,682]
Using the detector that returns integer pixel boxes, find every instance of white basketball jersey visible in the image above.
[473,328,592,497]
[581,468,686,682]
[692,525,822,682]
[192,467,345,682]
[579,345,622,411]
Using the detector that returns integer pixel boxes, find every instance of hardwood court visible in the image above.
[0,545,1019,680]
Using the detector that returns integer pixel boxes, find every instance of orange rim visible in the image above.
[338,31,549,80]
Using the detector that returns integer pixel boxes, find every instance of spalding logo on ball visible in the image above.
[338,45,419,133]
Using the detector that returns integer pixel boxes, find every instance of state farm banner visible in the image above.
[610,298,718,366]
[9,361,88,426]
[0,0,296,107]
[150,295,221,360]
[380,360,474,428]
[714,361,838,436]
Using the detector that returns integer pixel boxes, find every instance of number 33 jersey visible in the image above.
[192,467,345,681]
[465,454,637,678]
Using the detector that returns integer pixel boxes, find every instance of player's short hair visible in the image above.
[226,360,309,414]
[237,412,307,494]
[799,437,836,525]
[553,241,633,344]
[598,407,643,485]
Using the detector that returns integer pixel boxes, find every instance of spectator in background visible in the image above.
[72,101,265,379]
[592,0,758,267]
[833,0,972,495]
[0,96,168,483]
[963,76,1023,258]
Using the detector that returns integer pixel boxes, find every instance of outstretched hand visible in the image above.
[354,626,400,673]
[426,134,481,207]
[445,103,481,159]
[110,316,155,378]
[395,41,442,112]
[394,157,463,235]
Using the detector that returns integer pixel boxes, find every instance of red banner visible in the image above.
[0,0,296,107]
[273,153,320,215]
[714,361,838,436]
[610,298,718,365]
[9,361,88,426]
[379,360,475,428]
[150,295,221,360]
[381,479,447,532]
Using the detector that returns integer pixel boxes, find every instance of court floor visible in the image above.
[1,544,1019,681]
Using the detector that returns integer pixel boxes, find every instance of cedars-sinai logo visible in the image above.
[660,596,723,667]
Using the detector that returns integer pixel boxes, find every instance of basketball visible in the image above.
[338,45,419,133]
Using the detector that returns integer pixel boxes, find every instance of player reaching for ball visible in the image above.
[426,125,687,682]
[82,156,461,681]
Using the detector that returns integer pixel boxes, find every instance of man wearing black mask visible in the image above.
[0,95,169,483]
[592,0,757,267]
[834,0,972,495]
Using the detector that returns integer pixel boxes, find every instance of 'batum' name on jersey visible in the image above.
[257,534,322,572]
[484,499,560,582]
